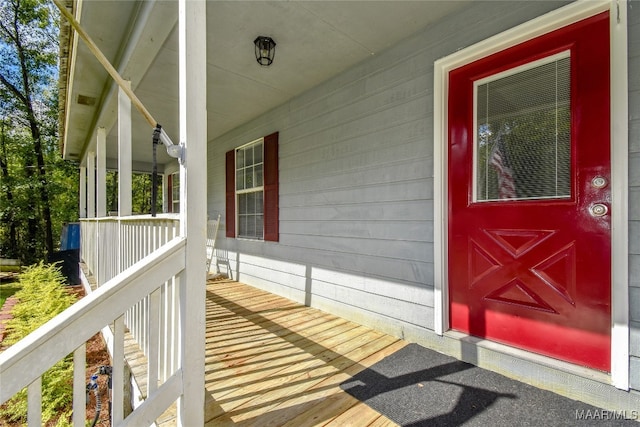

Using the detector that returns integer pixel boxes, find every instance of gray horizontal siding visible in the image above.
[207,0,639,392]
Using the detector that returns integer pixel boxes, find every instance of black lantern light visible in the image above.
[254,36,276,66]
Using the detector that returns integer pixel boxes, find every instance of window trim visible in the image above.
[226,131,279,242]
[472,50,572,203]
[235,138,264,240]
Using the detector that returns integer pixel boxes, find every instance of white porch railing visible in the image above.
[0,237,186,426]
[3,0,207,423]
[80,215,181,382]
[81,215,180,286]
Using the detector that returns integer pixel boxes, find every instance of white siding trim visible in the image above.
[79,166,86,218]
[609,0,630,391]
[96,127,107,217]
[118,83,132,217]
[177,0,207,424]
[87,151,95,218]
[433,0,629,389]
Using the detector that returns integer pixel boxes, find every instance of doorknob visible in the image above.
[589,203,608,217]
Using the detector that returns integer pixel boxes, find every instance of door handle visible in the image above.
[589,203,608,217]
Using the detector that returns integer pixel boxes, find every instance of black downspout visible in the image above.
[151,125,162,217]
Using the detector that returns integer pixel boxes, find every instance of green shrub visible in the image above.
[0,262,77,424]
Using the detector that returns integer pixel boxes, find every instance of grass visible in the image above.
[0,281,22,308]
[0,265,22,273]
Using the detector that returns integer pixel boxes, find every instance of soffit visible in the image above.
[63,1,472,168]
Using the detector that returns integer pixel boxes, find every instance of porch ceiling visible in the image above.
[62,0,472,169]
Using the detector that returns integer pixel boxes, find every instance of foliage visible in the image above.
[0,262,76,424]
[0,280,21,308]
[106,170,163,215]
[2,262,75,342]
[0,0,78,264]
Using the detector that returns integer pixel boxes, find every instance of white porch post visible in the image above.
[87,152,96,218]
[79,166,87,219]
[96,127,107,217]
[177,0,206,425]
[118,83,132,217]
[162,174,169,213]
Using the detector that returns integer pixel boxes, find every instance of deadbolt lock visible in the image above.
[590,203,608,217]
[591,176,607,188]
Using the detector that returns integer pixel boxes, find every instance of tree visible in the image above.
[0,117,17,254]
[105,170,163,215]
[0,0,77,263]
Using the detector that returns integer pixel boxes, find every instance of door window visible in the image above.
[474,52,571,202]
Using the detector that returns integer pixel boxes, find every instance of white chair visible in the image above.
[206,214,221,276]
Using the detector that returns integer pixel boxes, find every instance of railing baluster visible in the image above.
[133,301,139,342]
[73,343,86,426]
[148,288,160,393]
[143,296,148,355]
[27,376,41,426]
[113,315,125,424]
[173,275,181,370]
[1,234,185,427]
[159,281,168,381]
[76,216,183,410]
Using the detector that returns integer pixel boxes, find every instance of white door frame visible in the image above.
[433,0,629,390]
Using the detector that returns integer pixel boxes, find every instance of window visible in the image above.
[171,172,180,213]
[236,140,264,239]
[474,52,571,202]
[226,132,279,241]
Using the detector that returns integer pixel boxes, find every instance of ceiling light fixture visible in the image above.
[254,36,276,66]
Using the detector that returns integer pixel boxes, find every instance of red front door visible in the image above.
[448,12,611,371]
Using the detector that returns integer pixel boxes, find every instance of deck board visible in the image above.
[157,279,405,426]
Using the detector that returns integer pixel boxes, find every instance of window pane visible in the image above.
[245,166,254,188]
[476,55,571,201]
[255,142,263,163]
[239,216,247,238]
[238,193,246,213]
[246,215,256,237]
[256,215,263,239]
[237,149,244,168]
[255,164,263,187]
[248,192,256,214]
[236,169,244,190]
[256,191,264,213]
[245,146,253,165]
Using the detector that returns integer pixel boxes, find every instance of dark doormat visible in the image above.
[340,343,637,426]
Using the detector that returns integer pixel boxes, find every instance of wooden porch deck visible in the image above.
[158,279,406,426]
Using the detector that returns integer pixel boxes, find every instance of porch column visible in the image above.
[96,127,107,217]
[177,0,206,425]
[162,173,169,213]
[87,152,96,218]
[79,166,87,218]
[118,83,132,217]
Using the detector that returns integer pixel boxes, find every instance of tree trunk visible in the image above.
[0,121,18,257]
[14,16,54,257]
[29,115,54,256]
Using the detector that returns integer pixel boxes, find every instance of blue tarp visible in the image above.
[60,222,80,250]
